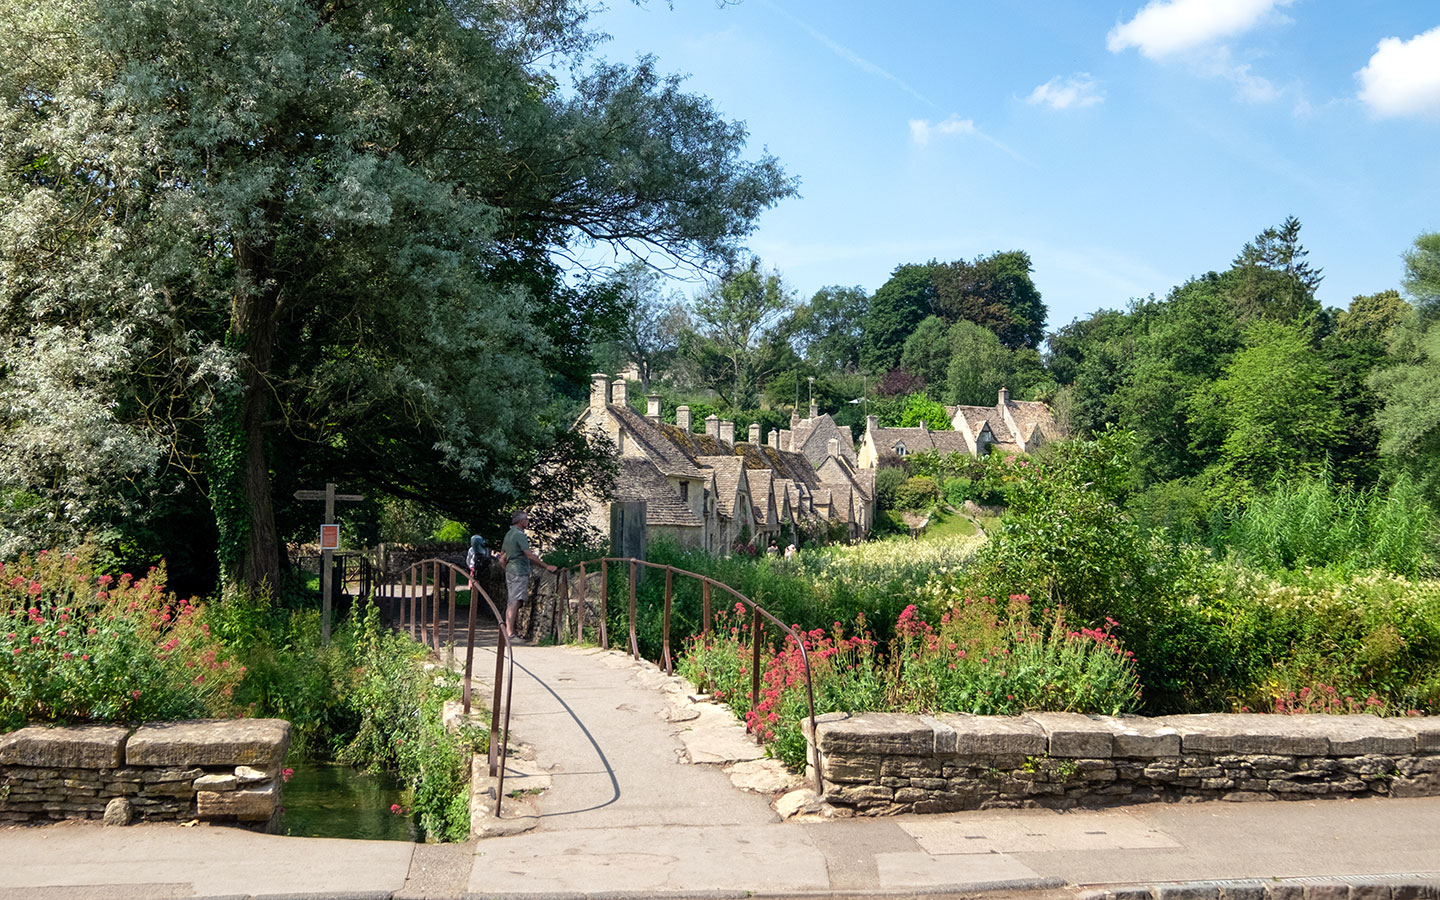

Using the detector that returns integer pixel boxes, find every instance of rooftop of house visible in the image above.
[613,458,703,527]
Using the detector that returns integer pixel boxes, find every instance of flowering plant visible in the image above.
[1,550,241,728]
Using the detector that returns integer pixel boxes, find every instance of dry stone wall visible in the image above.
[809,712,1440,816]
[0,719,290,829]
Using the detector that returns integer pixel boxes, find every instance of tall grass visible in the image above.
[1218,472,1437,577]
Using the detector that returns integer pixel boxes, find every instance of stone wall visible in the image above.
[0,719,290,829]
[809,712,1440,815]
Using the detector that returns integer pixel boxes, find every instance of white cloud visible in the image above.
[908,115,976,148]
[1357,26,1440,119]
[1107,0,1295,59]
[1027,74,1104,110]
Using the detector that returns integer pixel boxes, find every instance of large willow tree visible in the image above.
[0,0,794,591]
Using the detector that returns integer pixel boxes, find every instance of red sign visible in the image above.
[320,524,340,550]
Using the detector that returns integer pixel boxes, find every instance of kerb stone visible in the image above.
[0,725,130,769]
[939,714,1047,756]
[1026,712,1116,758]
[127,719,290,768]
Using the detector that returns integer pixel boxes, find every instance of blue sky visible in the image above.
[586,0,1440,329]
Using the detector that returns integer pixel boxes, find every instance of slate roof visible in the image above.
[697,456,747,519]
[606,404,704,478]
[748,469,777,526]
[955,405,1013,444]
[612,458,704,527]
[787,413,858,466]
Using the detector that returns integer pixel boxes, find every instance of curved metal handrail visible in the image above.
[380,558,517,818]
[560,556,824,795]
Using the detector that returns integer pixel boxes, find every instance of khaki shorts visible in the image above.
[505,569,530,611]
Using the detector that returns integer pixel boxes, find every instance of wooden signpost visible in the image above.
[295,483,363,645]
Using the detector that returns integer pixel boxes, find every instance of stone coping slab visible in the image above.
[0,724,130,769]
[126,719,291,768]
[814,712,1435,761]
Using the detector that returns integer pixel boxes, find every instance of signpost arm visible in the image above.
[321,483,336,646]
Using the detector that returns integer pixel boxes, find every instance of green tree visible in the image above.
[1195,321,1343,494]
[899,315,952,394]
[602,262,690,389]
[0,0,795,589]
[898,393,952,430]
[794,285,868,372]
[1372,233,1440,500]
[691,259,795,408]
[944,320,1015,406]
[861,263,936,373]
[932,250,1047,349]
[1226,217,1323,325]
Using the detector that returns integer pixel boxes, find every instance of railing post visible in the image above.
[576,562,587,643]
[662,566,674,675]
[599,560,609,649]
[409,568,418,641]
[489,621,506,777]
[463,567,478,714]
[750,606,762,717]
[447,565,458,663]
[702,579,712,635]
[628,559,639,660]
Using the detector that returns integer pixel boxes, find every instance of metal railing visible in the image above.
[560,557,824,795]
[378,559,517,818]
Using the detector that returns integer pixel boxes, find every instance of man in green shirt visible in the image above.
[500,509,556,639]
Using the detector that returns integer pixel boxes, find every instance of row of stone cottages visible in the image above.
[577,374,1063,555]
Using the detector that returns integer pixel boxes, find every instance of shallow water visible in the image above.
[281,763,418,842]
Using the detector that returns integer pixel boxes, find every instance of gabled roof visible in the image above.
[606,404,705,478]
[613,458,703,528]
[870,426,934,454]
[748,469,777,526]
[954,405,1014,444]
[790,414,858,467]
[822,483,855,523]
[697,456,748,519]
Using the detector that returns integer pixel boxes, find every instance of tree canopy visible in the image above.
[0,0,796,591]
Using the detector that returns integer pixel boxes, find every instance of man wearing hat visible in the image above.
[500,510,556,639]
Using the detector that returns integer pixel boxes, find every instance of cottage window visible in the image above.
[894,442,907,457]
[680,481,689,502]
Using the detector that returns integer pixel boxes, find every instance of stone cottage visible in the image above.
[856,387,1063,467]
[576,376,873,553]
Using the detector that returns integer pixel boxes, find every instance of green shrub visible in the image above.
[874,467,907,511]
[894,476,941,511]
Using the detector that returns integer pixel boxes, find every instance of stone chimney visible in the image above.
[748,423,761,444]
[768,429,780,448]
[866,414,878,434]
[646,394,662,422]
[676,405,692,432]
[719,420,735,445]
[705,414,720,439]
[809,398,819,420]
[611,378,628,408]
[590,373,611,411]
[827,438,839,458]
[998,386,1010,406]
[790,409,801,428]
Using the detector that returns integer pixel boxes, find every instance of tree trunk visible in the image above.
[230,216,283,596]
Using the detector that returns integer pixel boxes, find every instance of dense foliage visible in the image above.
[2,549,477,841]
[0,0,794,593]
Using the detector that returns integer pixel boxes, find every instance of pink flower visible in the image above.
[132,690,141,699]
[282,768,294,783]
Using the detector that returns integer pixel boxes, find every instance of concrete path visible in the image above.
[3,641,1440,899]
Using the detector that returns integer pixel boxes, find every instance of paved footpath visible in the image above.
[4,642,1440,900]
